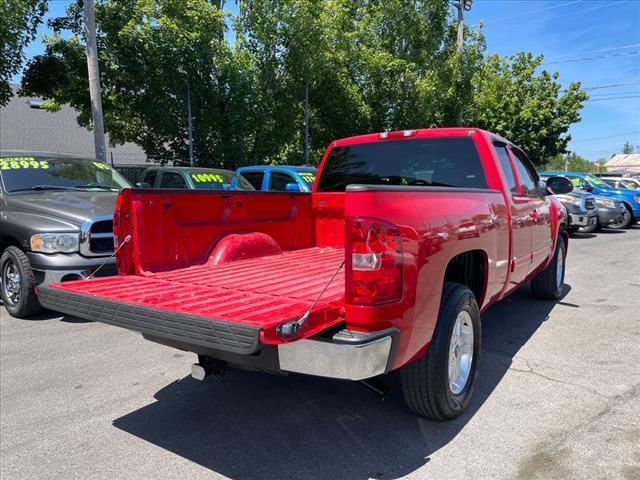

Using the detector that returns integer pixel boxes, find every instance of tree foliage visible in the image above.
[622,141,634,154]
[0,0,47,106]
[543,152,599,173]
[466,53,588,166]
[20,0,586,167]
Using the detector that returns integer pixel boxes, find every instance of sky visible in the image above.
[14,0,640,161]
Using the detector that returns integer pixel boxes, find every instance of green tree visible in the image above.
[544,153,597,173]
[22,0,257,166]
[0,0,47,106]
[622,141,634,154]
[466,53,587,166]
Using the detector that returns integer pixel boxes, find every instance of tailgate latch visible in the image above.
[276,260,345,339]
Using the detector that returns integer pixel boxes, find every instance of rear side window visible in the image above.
[493,144,518,194]
[159,172,188,189]
[240,171,264,190]
[269,172,295,191]
[141,171,157,187]
[316,137,487,192]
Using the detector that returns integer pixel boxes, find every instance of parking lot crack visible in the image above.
[509,360,608,399]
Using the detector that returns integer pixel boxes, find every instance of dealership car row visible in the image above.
[1,131,639,420]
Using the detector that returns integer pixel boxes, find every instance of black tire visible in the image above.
[531,235,566,300]
[607,204,633,229]
[578,219,600,234]
[401,282,481,420]
[0,246,43,318]
[568,225,579,235]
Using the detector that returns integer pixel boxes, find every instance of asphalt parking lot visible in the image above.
[1,226,639,480]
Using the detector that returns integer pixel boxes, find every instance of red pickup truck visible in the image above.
[37,128,572,420]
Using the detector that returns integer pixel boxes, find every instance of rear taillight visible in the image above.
[346,217,403,305]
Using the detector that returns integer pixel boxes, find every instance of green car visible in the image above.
[137,166,255,191]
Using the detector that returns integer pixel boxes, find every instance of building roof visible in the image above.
[604,154,640,171]
[0,86,149,166]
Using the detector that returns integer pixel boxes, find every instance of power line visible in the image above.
[584,95,640,102]
[588,91,639,97]
[545,43,640,61]
[468,0,582,27]
[571,130,640,143]
[579,82,640,92]
[470,0,628,29]
[543,50,639,65]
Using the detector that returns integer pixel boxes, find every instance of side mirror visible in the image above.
[582,184,594,192]
[135,181,152,188]
[545,176,573,195]
[285,183,301,192]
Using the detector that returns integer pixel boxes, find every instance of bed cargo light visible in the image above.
[378,130,416,140]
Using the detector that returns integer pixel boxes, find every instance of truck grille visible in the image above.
[80,217,114,257]
[585,198,595,210]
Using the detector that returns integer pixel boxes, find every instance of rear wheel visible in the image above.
[607,204,633,229]
[401,283,481,420]
[531,236,566,300]
[0,247,43,318]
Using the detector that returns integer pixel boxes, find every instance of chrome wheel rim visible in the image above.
[448,311,474,395]
[556,246,564,290]
[2,261,21,306]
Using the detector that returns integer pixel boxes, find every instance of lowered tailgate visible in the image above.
[38,247,345,353]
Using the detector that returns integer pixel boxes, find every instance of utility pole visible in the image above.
[303,81,309,165]
[453,0,473,127]
[186,79,194,167]
[84,0,107,162]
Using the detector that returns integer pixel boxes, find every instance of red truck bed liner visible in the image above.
[43,247,345,332]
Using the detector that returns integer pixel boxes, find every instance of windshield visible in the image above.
[297,170,317,188]
[189,170,255,191]
[0,157,130,193]
[316,137,487,192]
[584,174,607,187]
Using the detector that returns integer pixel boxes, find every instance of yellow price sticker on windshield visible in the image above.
[0,158,49,170]
[192,173,225,183]
[299,173,316,183]
[93,161,110,170]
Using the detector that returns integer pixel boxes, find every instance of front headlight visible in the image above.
[30,233,80,253]
[596,199,616,208]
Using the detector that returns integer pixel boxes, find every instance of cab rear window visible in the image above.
[316,137,487,192]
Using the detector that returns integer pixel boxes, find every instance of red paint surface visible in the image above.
[50,128,565,369]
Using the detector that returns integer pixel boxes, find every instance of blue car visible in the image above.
[540,171,640,228]
[237,165,317,192]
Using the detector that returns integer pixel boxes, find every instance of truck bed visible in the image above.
[38,247,345,350]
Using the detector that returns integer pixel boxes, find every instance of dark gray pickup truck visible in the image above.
[0,153,130,317]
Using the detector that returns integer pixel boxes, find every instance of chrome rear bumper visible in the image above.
[278,328,398,381]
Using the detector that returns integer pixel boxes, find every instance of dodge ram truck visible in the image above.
[36,128,572,420]
[0,152,131,318]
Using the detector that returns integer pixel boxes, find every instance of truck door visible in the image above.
[510,147,552,274]
[494,143,531,288]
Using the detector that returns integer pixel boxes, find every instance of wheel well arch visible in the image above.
[620,200,633,212]
[443,250,488,305]
[0,236,22,254]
